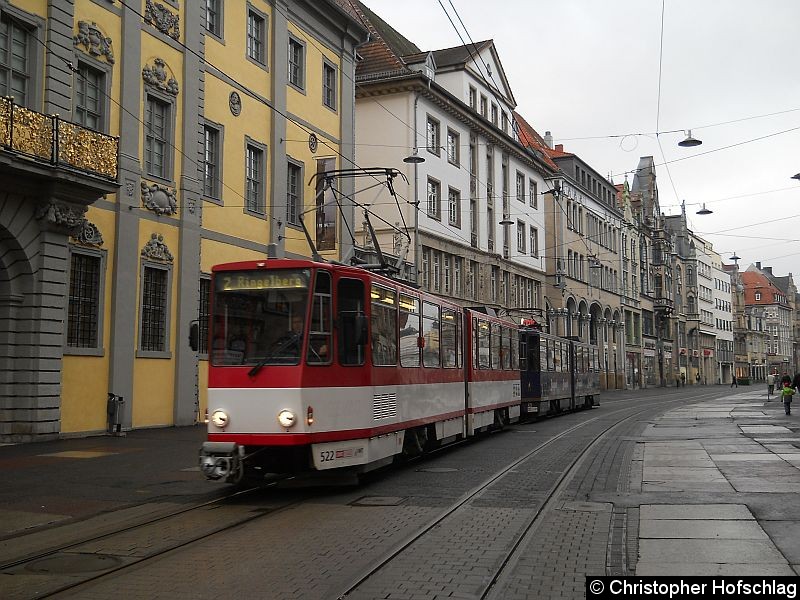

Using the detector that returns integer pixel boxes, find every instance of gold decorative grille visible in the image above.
[0,97,118,180]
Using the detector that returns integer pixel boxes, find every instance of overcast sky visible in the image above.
[362,0,800,277]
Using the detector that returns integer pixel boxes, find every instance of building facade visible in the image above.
[0,0,366,442]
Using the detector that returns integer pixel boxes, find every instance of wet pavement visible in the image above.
[2,386,799,587]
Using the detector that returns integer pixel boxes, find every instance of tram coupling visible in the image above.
[199,442,244,482]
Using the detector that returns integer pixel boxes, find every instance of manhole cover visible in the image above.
[26,553,123,574]
[416,467,458,473]
[351,496,406,506]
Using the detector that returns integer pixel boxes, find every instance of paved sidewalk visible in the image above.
[0,424,218,538]
[633,389,800,575]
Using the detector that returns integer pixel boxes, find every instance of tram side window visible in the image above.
[337,278,366,366]
[422,301,440,367]
[399,294,420,367]
[511,329,519,370]
[441,308,458,368]
[457,312,463,368]
[476,318,490,369]
[490,323,501,369]
[307,271,332,364]
[545,338,554,371]
[371,285,398,366]
[501,326,511,369]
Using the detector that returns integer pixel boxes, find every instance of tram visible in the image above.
[194,259,599,483]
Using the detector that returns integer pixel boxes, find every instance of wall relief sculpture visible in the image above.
[35,201,87,234]
[73,21,115,64]
[141,181,178,216]
[141,233,174,263]
[144,0,180,41]
[71,221,104,247]
[142,58,179,96]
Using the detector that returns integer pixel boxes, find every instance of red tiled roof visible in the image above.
[350,1,420,81]
[512,111,559,171]
[741,271,784,305]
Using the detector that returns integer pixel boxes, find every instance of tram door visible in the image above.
[519,330,541,416]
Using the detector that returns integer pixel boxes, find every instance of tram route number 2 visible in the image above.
[320,447,365,463]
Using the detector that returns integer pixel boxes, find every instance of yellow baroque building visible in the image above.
[0,0,366,441]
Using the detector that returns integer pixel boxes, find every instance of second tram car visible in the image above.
[195,259,599,483]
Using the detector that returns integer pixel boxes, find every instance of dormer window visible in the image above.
[755,292,761,301]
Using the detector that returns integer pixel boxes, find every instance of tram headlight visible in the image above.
[277,409,297,428]
[210,410,229,428]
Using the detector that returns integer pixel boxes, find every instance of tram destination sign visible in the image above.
[217,270,309,291]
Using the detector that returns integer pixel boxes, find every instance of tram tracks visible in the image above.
[3,389,729,600]
[0,478,311,600]
[334,391,722,599]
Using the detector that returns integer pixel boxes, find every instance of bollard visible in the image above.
[107,393,125,436]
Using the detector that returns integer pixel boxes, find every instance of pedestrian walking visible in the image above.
[792,373,800,391]
[781,382,795,415]
[680,372,686,387]
[730,375,738,388]
[767,372,776,399]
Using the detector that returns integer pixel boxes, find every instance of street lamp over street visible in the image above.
[695,203,712,215]
[678,130,702,147]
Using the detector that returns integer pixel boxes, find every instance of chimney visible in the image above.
[756,261,761,270]
[544,131,554,149]
[764,266,773,275]
[555,144,564,153]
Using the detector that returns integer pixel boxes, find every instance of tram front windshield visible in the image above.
[210,269,311,366]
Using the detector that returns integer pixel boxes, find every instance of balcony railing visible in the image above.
[0,97,118,180]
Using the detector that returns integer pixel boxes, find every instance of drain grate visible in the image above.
[25,553,123,574]
[350,496,406,507]
[415,467,458,473]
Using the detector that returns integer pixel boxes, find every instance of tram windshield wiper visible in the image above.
[247,334,301,377]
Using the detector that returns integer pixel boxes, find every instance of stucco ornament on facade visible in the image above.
[35,201,87,233]
[73,21,115,64]
[142,58,179,96]
[72,221,104,247]
[144,0,180,41]
[229,91,242,116]
[141,181,178,216]
[141,233,174,263]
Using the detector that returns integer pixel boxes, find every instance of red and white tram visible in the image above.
[195,259,597,483]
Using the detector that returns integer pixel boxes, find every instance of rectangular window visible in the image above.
[491,103,498,125]
[468,85,476,109]
[446,129,459,165]
[75,62,103,131]
[288,37,305,89]
[287,161,301,225]
[247,10,265,64]
[516,171,525,203]
[501,111,508,133]
[517,220,525,253]
[145,96,170,179]
[245,143,264,214]
[443,255,451,294]
[205,0,221,37]
[448,187,460,227]
[399,294,420,367]
[0,14,30,105]
[454,257,462,296]
[529,179,537,208]
[441,308,458,368]
[530,226,538,257]
[67,252,101,349]
[432,252,440,292]
[426,116,440,155]
[422,302,440,367]
[323,61,337,110]
[140,265,168,352]
[203,125,220,199]
[480,95,487,118]
[426,177,440,219]
[371,285,398,366]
